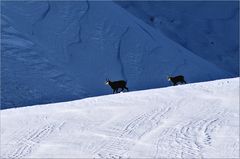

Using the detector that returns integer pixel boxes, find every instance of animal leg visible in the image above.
[124,86,129,91]
[120,88,124,92]
[116,88,119,93]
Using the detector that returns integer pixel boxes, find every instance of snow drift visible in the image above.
[1,1,232,109]
[1,78,239,158]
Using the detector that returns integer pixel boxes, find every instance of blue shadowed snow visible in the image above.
[1,1,235,109]
[116,1,239,75]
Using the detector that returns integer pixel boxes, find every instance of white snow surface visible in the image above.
[1,78,239,158]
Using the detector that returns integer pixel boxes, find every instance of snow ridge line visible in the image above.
[117,27,129,81]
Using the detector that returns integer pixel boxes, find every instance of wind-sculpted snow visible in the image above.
[1,78,239,158]
[116,1,239,75]
[1,1,231,108]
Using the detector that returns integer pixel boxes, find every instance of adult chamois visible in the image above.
[105,79,129,94]
[168,75,187,86]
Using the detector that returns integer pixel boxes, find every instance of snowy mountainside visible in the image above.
[1,78,239,158]
[116,1,239,75]
[1,1,231,109]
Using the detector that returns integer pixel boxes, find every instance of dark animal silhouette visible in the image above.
[105,79,129,94]
[168,75,187,86]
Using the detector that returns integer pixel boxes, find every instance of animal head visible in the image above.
[167,76,171,81]
[105,78,110,85]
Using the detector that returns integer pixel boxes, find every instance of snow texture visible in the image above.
[116,1,239,75]
[1,1,235,109]
[1,78,239,158]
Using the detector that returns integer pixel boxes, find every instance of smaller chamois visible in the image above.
[105,79,129,94]
[168,75,187,86]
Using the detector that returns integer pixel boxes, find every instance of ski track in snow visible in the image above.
[1,78,239,158]
[95,106,172,158]
[1,116,60,159]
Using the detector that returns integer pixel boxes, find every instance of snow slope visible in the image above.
[1,77,239,158]
[116,1,239,75]
[1,1,231,109]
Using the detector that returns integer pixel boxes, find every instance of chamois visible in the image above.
[105,79,129,94]
[168,75,187,86]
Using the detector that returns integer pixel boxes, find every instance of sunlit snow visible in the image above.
[1,78,239,158]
